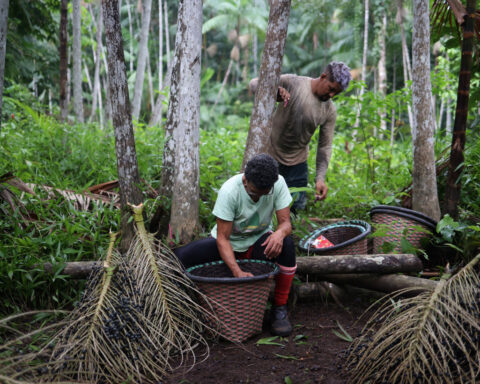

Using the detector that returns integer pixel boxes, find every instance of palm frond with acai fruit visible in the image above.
[0,203,217,383]
[345,253,480,384]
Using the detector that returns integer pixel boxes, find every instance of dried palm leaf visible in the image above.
[345,254,480,384]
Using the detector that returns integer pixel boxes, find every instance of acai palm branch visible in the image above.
[346,254,480,384]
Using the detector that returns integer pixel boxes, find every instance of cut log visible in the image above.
[314,273,437,294]
[42,261,104,279]
[296,254,423,275]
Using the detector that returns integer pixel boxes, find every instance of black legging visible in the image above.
[174,232,296,269]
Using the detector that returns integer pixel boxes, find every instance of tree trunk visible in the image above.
[131,0,152,119]
[0,0,8,132]
[126,0,134,73]
[89,4,104,126]
[164,0,170,71]
[164,0,203,243]
[242,0,291,168]
[149,63,171,126]
[378,10,387,135]
[158,0,163,89]
[354,0,369,129]
[296,254,423,275]
[445,0,476,218]
[72,0,84,122]
[396,0,414,131]
[411,0,441,221]
[102,0,143,253]
[59,0,69,122]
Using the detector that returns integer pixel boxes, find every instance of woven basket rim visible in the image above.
[370,205,437,225]
[370,208,437,231]
[185,259,279,284]
[298,219,371,254]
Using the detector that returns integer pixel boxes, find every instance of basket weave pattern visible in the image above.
[371,212,432,253]
[318,227,368,255]
[197,278,273,342]
[188,261,276,343]
[298,220,371,256]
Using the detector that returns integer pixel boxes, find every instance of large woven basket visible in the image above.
[298,220,371,255]
[186,259,278,343]
[370,205,437,253]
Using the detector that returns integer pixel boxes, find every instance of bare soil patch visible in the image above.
[166,294,374,384]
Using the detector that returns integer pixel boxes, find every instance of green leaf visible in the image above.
[284,376,293,384]
[275,354,300,360]
[256,336,284,346]
[332,321,353,342]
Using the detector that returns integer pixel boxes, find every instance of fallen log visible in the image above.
[296,254,423,275]
[42,261,104,279]
[310,273,437,294]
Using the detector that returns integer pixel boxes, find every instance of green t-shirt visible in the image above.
[211,174,292,252]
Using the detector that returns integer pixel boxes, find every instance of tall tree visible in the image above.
[102,0,143,252]
[444,0,477,218]
[72,0,84,122]
[411,0,441,220]
[59,0,68,121]
[354,0,369,129]
[160,0,203,242]
[0,0,8,132]
[242,0,291,167]
[89,3,104,127]
[396,0,414,130]
[377,8,387,135]
[131,0,152,119]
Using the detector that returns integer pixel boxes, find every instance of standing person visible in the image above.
[174,154,297,337]
[249,61,351,213]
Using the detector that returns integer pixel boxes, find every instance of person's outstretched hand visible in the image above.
[261,231,284,259]
[315,180,328,202]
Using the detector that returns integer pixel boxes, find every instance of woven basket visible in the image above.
[370,206,437,253]
[186,259,278,343]
[298,220,371,255]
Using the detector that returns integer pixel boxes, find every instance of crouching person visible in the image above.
[174,154,297,336]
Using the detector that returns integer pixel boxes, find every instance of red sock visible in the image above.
[274,264,297,306]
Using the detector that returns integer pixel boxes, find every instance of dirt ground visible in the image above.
[165,292,374,384]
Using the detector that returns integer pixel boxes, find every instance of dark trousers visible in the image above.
[174,232,296,269]
[278,161,308,211]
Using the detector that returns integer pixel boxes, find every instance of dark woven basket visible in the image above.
[186,259,278,342]
[298,220,371,255]
[370,206,437,254]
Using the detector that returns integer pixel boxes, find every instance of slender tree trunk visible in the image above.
[163,0,203,242]
[59,0,69,122]
[378,9,387,135]
[242,0,291,168]
[0,0,8,132]
[354,0,369,129]
[132,0,152,119]
[396,0,414,131]
[411,0,441,221]
[158,0,163,89]
[72,0,84,122]
[89,4,104,125]
[446,96,452,134]
[445,0,476,218]
[164,0,170,70]
[83,59,92,92]
[149,63,171,126]
[146,50,154,110]
[102,0,143,252]
[126,0,134,73]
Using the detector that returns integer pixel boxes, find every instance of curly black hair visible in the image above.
[244,153,279,190]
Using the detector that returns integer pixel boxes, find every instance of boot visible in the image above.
[270,305,292,337]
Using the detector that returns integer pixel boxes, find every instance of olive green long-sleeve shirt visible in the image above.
[250,74,337,182]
